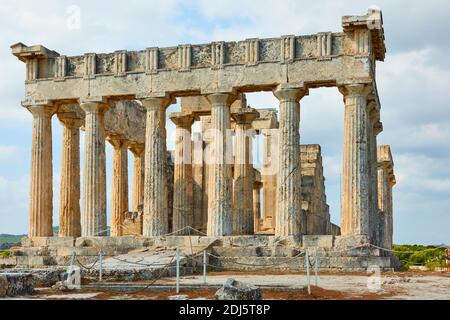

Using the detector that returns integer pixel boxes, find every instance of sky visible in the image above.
[0,0,449,245]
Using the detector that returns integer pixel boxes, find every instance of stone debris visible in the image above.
[0,273,34,297]
[215,278,262,300]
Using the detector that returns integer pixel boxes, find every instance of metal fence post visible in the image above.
[99,251,103,282]
[176,247,180,294]
[306,251,311,294]
[315,253,318,286]
[203,250,207,285]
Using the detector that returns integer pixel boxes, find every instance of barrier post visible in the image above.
[203,250,207,285]
[176,247,180,294]
[99,251,103,282]
[306,251,311,294]
[315,253,318,286]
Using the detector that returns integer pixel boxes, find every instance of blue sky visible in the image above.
[0,0,449,244]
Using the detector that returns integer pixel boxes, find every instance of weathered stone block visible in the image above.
[334,235,370,248]
[0,256,17,268]
[303,235,334,248]
[215,278,262,300]
[0,273,34,297]
[25,236,75,248]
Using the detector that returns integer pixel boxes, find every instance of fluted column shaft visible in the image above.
[262,129,278,230]
[273,88,307,237]
[141,97,172,236]
[369,111,382,244]
[58,113,83,237]
[129,144,145,212]
[253,183,262,233]
[231,109,258,235]
[27,103,57,237]
[206,93,233,236]
[377,166,388,247]
[340,84,372,237]
[108,136,129,237]
[170,113,194,234]
[80,100,109,236]
[377,164,395,249]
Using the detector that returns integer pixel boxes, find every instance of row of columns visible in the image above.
[27,83,382,242]
[26,99,145,237]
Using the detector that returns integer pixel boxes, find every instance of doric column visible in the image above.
[273,87,308,237]
[339,84,372,237]
[58,112,83,237]
[170,112,194,235]
[26,102,57,237]
[231,108,258,235]
[262,129,278,231]
[129,143,145,212]
[370,106,382,245]
[253,180,263,234]
[192,132,204,230]
[140,97,173,236]
[377,145,396,249]
[80,98,109,236]
[206,93,234,236]
[107,135,129,237]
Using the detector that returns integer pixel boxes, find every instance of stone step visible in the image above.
[208,256,393,271]
[15,255,57,268]
[211,246,381,258]
[0,256,17,268]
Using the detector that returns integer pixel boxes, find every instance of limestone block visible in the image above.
[75,236,151,249]
[268,235,302,247]
[31,256,56,267]
[302,235,334,248]
[215,278,262,300]
[221,236,270,247]
[334,235,370,248]
[0,257,17,268]
[212,247,261,257]
[28,236,75,248]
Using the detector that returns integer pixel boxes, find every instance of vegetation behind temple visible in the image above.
[393,245,448,271]
[0,226,113,251]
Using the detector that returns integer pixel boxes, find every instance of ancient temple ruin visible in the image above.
[8,9,398,270]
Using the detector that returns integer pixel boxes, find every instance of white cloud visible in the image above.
[0,175,29,234]
[0,146,18,159]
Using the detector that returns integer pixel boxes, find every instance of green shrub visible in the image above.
[393,245,447,271]
[0,250,11,257]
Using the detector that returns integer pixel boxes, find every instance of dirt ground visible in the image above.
[6,270,450,300]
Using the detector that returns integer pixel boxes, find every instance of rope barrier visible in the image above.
[76,257,99,271]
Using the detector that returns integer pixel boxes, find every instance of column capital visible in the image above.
[139,96,174,111]
[206,92,236,106]
[79,97,110,114]
[338,83,372,97]
[107,134,130,148]
[128,143,144,156]
[169,112,195,128]
[231,107,259,125]
[273,87,308,102]
[253,180,263,190]
[57,112,84,128]
[373,121,383,136]
[24,100,57,117]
